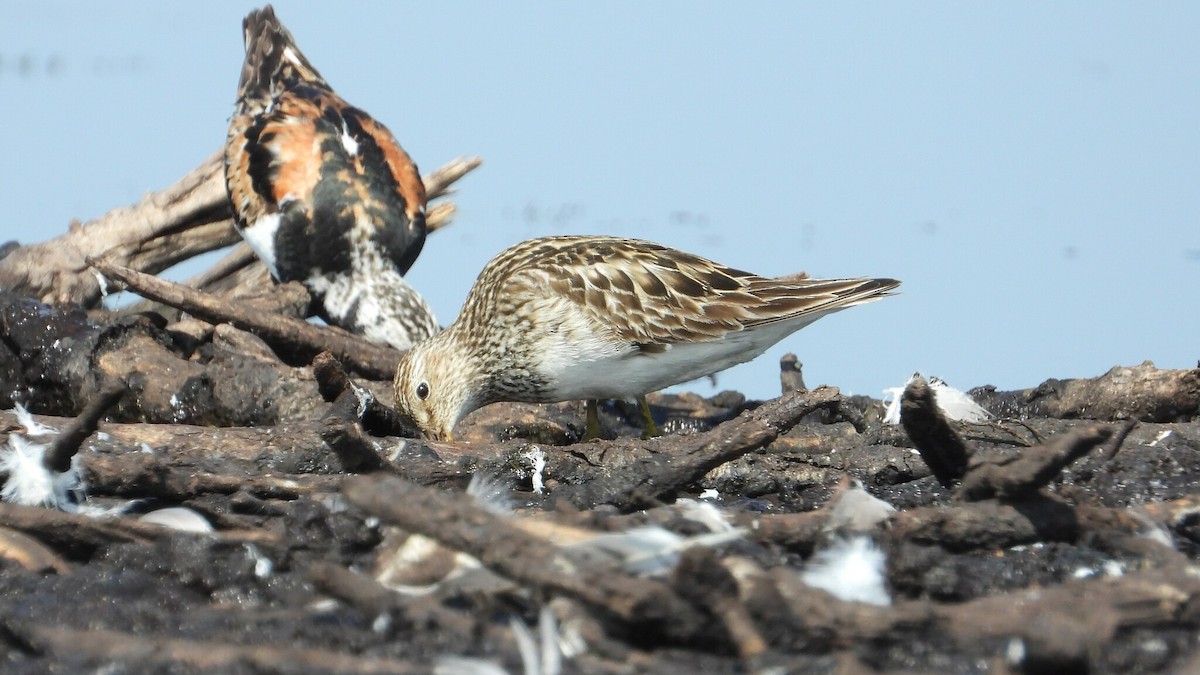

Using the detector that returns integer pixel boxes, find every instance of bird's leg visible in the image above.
[638,395,660,439]
[581,399,601,441]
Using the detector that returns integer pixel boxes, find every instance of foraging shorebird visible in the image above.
[224,5,438,350]
[393,235,900,441]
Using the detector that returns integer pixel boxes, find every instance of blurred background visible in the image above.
[1,2,1196,401]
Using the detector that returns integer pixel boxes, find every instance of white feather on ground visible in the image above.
[0,435,84,511]
[466,473,515,515]
[800,534,892,606]
[138,507,215,533]
[883,372,991,425]
[674,497,736,533]
[435,606,564,675]
[564,525,745,577]
[824,479,896,534]
[14,403,60,437]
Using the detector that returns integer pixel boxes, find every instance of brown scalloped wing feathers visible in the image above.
[470,237,898,346]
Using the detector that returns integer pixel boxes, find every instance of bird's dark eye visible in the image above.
[416,382,429,400]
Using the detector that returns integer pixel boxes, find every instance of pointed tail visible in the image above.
[237,5,327,106]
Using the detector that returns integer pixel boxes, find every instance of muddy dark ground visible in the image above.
[1,291,1198,674]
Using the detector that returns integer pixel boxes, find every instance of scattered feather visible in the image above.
[566,525,745,577]
[883,372,991,424]
[351,382,373,419]
[1006,637,1026,665]
[433,607,565,675]
[375,531,502,596]
[510,606,563,675]
[554,612,588,659]
[1149,430,1173,447]
[371,613,392,634]
[92,269,110,298]
[522,447,547,494]
[928,376,991,423]
[674,497,735,533]
[467,473,514,514]
[244,543,274,578]
[800,535,891,606]
[139,507,214,533]
[510,614,540,675]
[824,478,895,534]
[0,436,84,511]
[1130,509,1176,549]
[538,606,562,675]
[14,403,59,437]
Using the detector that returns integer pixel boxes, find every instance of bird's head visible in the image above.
[393,331,483,441]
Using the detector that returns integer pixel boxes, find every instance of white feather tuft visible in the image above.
[800,535,891,606]
[883,373,991,425]
[0,435,84,511]
[674,497,736,533]
[92,269,110,298]
[824,479,895,534]
[567,525,745,577]
[435,606,564,675]
[467,473,514,515]
[14,403,59,437]
[244,543,274,578]
[928,376,991,423]
[522,447,547,495]
[351,383,374,419]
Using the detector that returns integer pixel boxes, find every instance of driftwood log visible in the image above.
[1,354,1199,672]
[0,151,480,309]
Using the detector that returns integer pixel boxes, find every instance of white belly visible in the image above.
[240,212,281,278]
[543,317,818,401]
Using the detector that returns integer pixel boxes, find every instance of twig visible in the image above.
[423,156,483,201]
[672,548,767,663]
[1099,419,1137,460]
[321,392,389,472]
[85,452,344,500]
[311,351,416,437]
[20,625,424,673]
[0,501,176,558]
[88,258,399,379]
[550,387,841,511]
[754,563,1200,660]
[957,425,1117,502]
[308,561,399,619]
[43,380,127,473]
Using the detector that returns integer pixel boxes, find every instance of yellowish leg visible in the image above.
[638,395,660,439]
[581,399,601,441]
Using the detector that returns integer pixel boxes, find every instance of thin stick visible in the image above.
[43,381,127,473]
[88,258,400,380]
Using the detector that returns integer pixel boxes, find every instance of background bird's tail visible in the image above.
[237,5,328,106]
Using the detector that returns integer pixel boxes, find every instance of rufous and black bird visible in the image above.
[224,5,438,350]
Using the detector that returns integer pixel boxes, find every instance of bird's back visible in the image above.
[456,235,898,346]
[224,6,427,285]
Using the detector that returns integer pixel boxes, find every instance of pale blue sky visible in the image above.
[2,2,1197,400]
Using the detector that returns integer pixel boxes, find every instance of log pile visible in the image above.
[1,157,1199,673]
